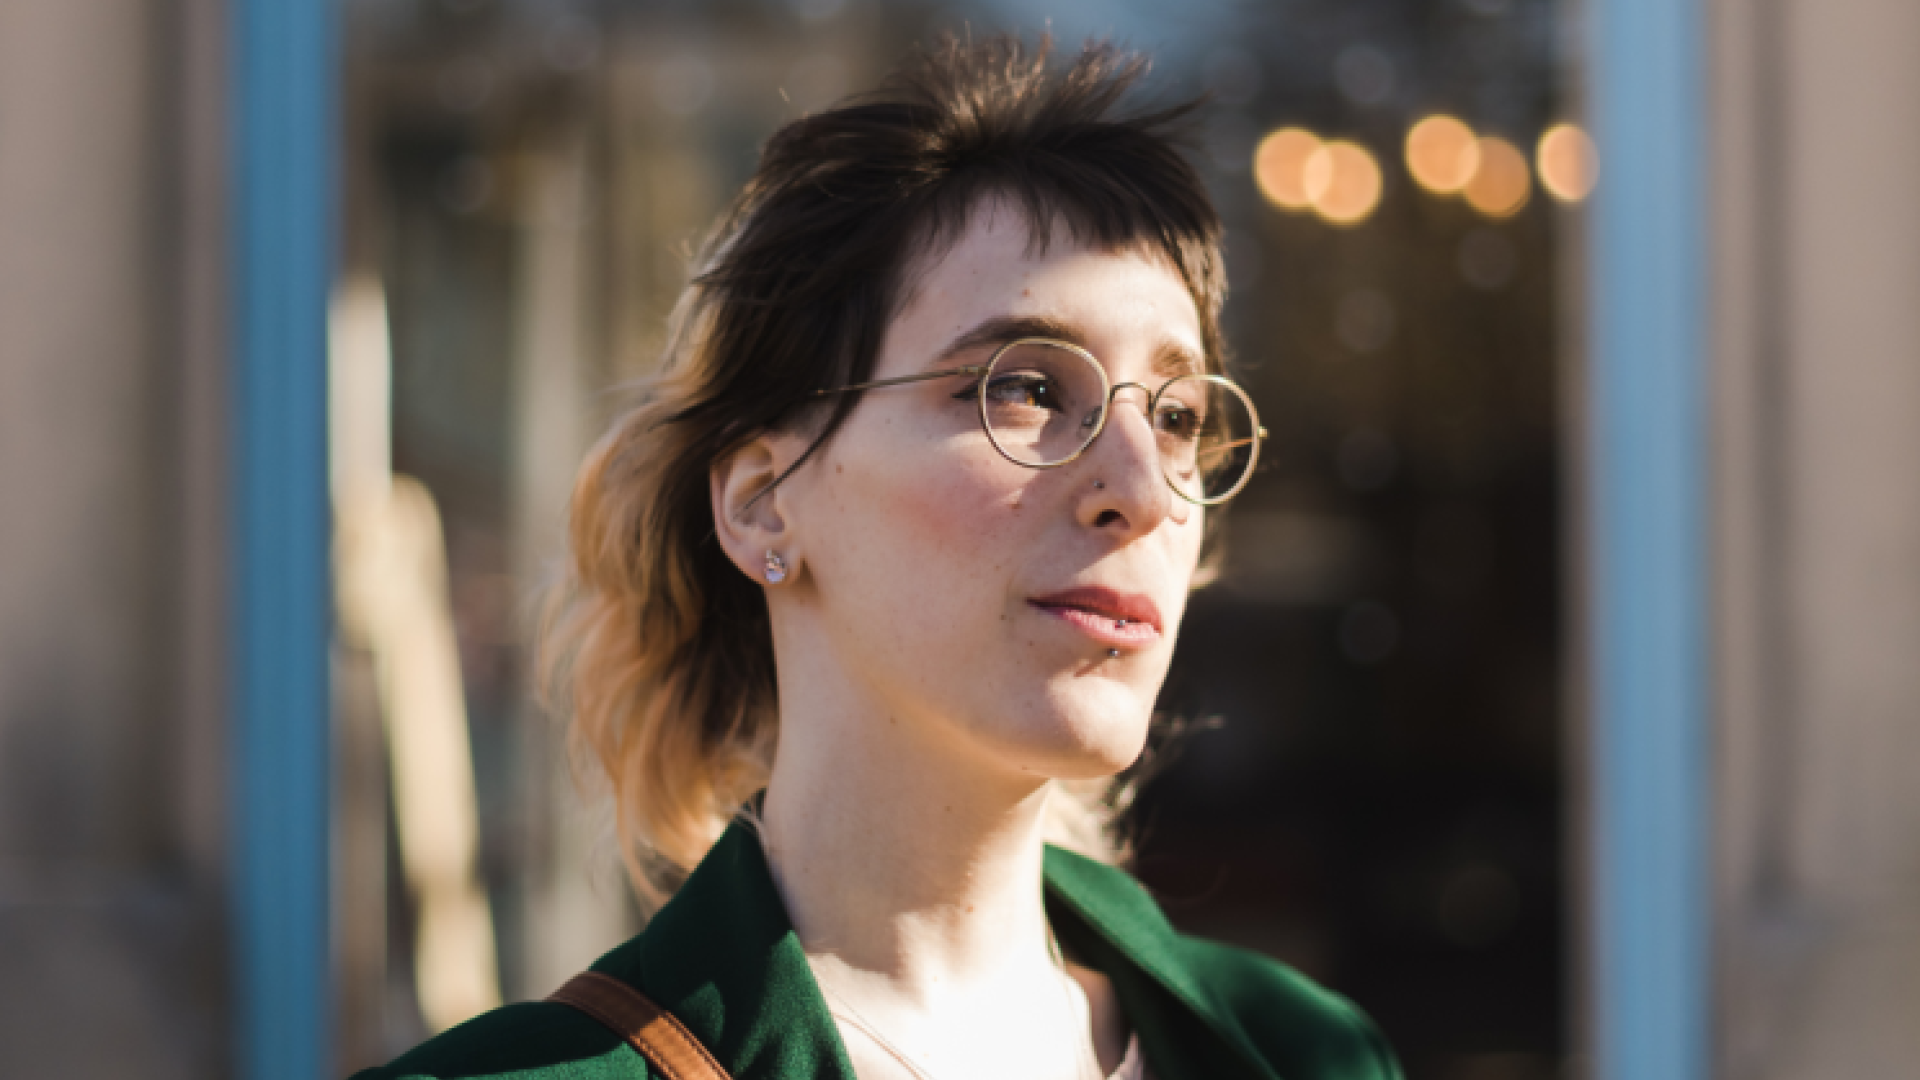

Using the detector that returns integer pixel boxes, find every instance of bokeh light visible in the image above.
[1304,140,1383,225]
[1405,115,1480,194]
[1254,127,1322,210]
[1537,122,1598,202]
[1463,136,1531,218]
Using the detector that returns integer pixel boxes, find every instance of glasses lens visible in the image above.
[979,342,1109,467]
[1155,375,1261,504]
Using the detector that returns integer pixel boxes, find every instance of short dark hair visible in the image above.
[546,32,1227,904]
[695,33,1225,475]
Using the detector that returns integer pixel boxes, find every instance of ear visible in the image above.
[712,433,799,586]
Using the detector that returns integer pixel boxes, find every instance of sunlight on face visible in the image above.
[789,200,1208,780]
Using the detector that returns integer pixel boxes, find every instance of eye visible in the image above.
[1154,400,1204,440]
[957,370,1064,412]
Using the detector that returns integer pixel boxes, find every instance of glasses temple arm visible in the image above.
[1194,428,1270,455]
[811,365,987,397]
[735,365,991,523]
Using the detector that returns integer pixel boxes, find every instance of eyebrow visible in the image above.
[1149,341,1204,379]
[928,314,1084,368]
[929,314,1207,377]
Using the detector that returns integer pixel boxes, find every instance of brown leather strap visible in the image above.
[548,971,734,1080]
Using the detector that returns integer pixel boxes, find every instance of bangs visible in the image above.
[902,179,1224,370]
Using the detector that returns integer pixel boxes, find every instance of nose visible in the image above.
[1075,385,1179,534]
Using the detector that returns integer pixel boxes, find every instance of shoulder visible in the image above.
[345,1000,648,1080]
[1170,934,1403,1080]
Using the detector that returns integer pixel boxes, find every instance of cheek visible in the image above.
[873,464,1030,596]
[818,418,1030,611]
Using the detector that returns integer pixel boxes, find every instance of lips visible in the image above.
[1028,586,1164,650]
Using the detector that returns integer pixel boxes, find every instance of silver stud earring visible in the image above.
[763,550,788,584]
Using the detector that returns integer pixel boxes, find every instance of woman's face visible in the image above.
[769,202,1208,781]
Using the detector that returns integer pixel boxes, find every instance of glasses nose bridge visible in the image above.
[1105,380,1155,418]
[1088,380,1161,463]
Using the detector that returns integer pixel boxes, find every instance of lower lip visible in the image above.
[1030,603,1161,649]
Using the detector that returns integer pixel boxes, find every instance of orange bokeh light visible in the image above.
[1304,140,1383,225]
[1463,136,1531,218]
[1254,127,1322,210]
[1405,115,1480,194]
[1537,123,1598,202]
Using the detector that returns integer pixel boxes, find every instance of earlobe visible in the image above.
[711,435,800,585]
[762,550,789,584]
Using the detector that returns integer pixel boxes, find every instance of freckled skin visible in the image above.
[768,201,1206,781]
[699,201,1205,1078]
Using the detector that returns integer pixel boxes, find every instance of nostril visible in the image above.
[1094,509,1123,528]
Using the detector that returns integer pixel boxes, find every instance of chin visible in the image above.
[989,676,1154,781]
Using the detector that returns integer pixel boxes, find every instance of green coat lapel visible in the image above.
[1044,845,1279,1080]
[588,823,858,1080]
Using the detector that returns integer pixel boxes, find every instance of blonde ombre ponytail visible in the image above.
[540,33,1227,907]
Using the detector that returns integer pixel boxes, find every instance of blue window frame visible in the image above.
[231,2,334,1078]
[1589,1,1710,1079]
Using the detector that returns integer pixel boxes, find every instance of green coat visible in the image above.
[352,823,1401,1080]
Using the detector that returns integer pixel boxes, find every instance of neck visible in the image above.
[759,694,1059,1004]
[754,618,1131,1079]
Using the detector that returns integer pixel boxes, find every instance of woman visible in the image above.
[356,34,1400,1080]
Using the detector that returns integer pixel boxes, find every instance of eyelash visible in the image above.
[951,371,1050,406]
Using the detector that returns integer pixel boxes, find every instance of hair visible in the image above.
[541,32,1227,909]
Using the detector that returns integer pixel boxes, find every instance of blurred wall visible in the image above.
[1711,0,1920,1075]
[0,1,229,1076]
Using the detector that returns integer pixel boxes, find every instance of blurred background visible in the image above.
[3,1,1919,1079]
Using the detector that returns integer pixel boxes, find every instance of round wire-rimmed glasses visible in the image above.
[814,338,1268,505]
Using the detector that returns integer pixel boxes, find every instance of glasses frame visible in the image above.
[813,337,1268,505]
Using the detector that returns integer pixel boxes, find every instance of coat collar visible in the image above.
[590,821,857,1080]
[1043,845,1278,1080]
[588,820,1273,1080]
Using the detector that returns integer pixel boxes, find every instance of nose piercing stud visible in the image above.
[1093,479,1107,490]
[763,550,788,584]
